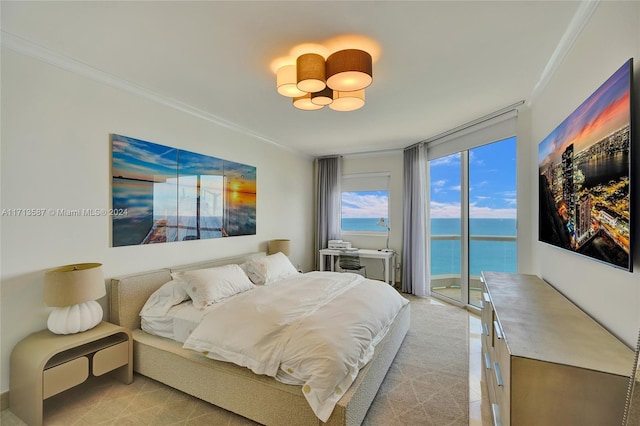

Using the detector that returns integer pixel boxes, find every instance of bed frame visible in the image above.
[108,252,410,426]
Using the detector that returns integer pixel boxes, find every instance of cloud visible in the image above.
[430,154,460,167]
[430,201,516,219]
[342,191,388,218]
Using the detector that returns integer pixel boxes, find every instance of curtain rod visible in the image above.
[404,100,525,151]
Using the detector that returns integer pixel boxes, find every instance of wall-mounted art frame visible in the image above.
[538,59,632,271]
[111,134,256,247]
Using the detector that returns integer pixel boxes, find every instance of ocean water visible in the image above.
[341,217,517,276]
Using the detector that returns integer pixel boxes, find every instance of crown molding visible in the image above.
[529,1,600,105]
[1,31,305,156]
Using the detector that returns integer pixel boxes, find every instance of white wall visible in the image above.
[341,151,404,281]
[0,48,314,392]
[530,1,640,347]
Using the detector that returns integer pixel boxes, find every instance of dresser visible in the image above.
[481,272,634,426]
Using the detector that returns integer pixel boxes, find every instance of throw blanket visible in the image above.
[183,271,409,421]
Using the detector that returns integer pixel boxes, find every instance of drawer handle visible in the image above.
[493,362,503,387]
[484,352,491,370]
[491,403,502,426]
[493,320,504,340]
[482,323,489,336]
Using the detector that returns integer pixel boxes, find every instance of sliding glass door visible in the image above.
[429,137,517,306]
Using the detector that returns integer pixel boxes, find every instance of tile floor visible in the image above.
[420,293,491,425]
[468,310,492,425]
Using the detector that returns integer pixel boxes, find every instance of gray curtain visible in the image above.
[315,156,342,270]
[401,144,429,296]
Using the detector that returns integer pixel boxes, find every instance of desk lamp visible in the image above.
[376,217,391,251]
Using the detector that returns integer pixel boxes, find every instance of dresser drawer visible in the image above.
[93,341,128,376]
[493,324,511,425]
[43,356,89,399]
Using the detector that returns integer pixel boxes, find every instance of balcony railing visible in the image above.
[430,234,517,305]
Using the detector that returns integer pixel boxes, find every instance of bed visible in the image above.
[108,252,410,426]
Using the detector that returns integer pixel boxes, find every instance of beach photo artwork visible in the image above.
[111,134,256,247]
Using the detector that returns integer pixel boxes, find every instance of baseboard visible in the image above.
[1,390,8,410]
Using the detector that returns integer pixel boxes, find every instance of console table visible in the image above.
[318,248,396,284]
[481,272,634,426]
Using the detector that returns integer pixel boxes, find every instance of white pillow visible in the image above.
[245,252,299,285]
[171,264,255,309]
[140,280,189,318]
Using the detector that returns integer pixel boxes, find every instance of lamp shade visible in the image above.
[44,263,105,307]
[296,53,326,93]
[276,65,306,97]
[326,49,372,92]
[268,239,291,256]
[311,87,333,106]
[329,90,365,111]
[293,93,324,111]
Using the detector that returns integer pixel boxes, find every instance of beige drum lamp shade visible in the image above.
[268,239,291,256]
[277,65,306,97]
[44,263,105,334]
[330,90,365,112]
[293,93,323,111]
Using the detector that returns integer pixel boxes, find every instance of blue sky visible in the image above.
[342,190,389,219]
[341,137,517,220]
[430,137,517,218]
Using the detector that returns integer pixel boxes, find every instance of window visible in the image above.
[429,138,517,307]
[341,173,390,233]
[426,106,519,307]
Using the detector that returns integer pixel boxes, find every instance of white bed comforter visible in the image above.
[182,271,409,422]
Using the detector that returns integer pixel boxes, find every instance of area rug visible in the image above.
[363,300,469,426]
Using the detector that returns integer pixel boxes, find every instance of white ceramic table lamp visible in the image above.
[44,263,105,334]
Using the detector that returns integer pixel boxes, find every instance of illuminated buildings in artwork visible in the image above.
[561,144,574,220]
[576,193,592,243]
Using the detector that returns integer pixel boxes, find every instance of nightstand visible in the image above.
[9,322,132,426]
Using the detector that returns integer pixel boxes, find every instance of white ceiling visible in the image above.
[2,1,583,157]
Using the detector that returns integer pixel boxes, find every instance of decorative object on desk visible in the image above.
[268,239,291,256]
[376,217,391,251]
[339,251,366,277]
[44,263,105,334]
[328,239,352,249]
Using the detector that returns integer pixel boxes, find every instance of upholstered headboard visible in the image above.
[108,252,266,330]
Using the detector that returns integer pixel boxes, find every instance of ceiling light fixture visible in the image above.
[274,40,374,112]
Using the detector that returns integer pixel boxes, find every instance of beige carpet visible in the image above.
[363,300,469,425]
[1,300,469,425]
